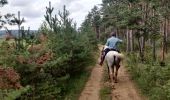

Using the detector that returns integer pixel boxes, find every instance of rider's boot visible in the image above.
[99,55,104,66]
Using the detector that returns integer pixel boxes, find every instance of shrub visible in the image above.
[126,53,170,100]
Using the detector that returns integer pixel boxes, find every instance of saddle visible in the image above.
[104,48,120,55]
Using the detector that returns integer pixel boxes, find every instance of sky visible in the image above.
[1,0,102,30]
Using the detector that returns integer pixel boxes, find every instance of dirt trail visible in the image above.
[78,63,103,100]
[79,46,145,100]
[111,65,145,100]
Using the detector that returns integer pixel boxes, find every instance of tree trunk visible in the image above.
[138,37,142,59]
[126,28,130,53]
[129,29,133,52]
[162,20,166,62]
[18,11,21,50]
[141,36,145,61]
[165,18,168,53]
[95,26,100,40]
[152,8,156,62]
[153,39,156,61]
[159,20,165,64]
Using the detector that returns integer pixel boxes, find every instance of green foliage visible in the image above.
[164,80,170,100]
[80,10,99,48]
[100,86,112,100]
[91,6,101,27]
[43,4,96,99]
[126,53,170,100]
[48,34,95,72]
[100,63,112,100]
[0,41,16,67]
[0,0,7,27]
[11,2,98,100]
[14,58,65,99]
[0,0,7,6]
[64,68,92,100]
[2,86,30,100]
[99,0,165,62]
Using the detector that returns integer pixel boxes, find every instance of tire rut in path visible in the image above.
[111,65,145,100]
[78,63,103,100]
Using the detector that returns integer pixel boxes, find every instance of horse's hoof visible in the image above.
[115,79,118,83]
[112,76,115,80]
[111,83,115,88]
[111,85,115,89]
[108,77,110,80]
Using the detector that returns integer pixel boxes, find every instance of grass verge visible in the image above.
[64,66,93,100]
[125,53,170,100]
[100,65,112,100]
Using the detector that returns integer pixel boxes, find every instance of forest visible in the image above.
[0,0,170,100]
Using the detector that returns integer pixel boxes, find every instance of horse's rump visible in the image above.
[105,51,124,60]
[105,51,123,67]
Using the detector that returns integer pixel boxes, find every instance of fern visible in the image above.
[3,86,30,100]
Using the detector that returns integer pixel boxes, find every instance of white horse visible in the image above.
[105,51,124,87]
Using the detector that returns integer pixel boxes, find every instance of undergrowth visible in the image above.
[100,64,112,100]
[125,53,170,100]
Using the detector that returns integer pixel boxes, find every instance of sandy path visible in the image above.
[78,63,103,100]
[111,65,145,100]
[79,45,145,100]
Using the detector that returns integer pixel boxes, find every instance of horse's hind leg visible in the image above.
[107,66,110,80]
[115,65,120,83]
[108,65,115,88]
[111,65,115,80]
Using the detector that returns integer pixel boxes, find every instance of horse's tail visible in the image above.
[113,53,124,59]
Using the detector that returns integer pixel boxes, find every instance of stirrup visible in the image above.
[99,60,103,66]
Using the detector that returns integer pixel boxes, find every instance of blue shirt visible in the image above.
[105,36,122,50]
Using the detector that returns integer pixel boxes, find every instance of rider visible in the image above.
[99,31,123,66]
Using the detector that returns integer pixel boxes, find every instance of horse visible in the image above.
[105,50,124,88]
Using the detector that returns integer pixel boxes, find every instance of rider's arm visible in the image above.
[104,39,109,50]
[118,38,123,43]
[105,39,109,46]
